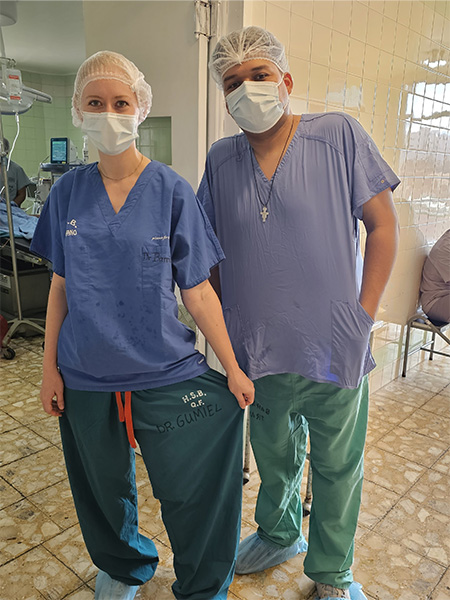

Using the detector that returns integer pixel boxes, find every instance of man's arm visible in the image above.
[13,186,27,207]
[359,188,399,320]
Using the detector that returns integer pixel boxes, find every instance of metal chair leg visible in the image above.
[429,331,436,360]
[402,322,412,377]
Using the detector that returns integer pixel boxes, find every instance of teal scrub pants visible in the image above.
[59,369,244,600]
[250,373,369,589]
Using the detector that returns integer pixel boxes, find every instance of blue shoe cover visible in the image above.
[95,570,139,600]
[235,532,308,574]
[349,582,367,600]
[315,582,367,600]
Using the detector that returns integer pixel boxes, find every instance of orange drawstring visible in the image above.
[115,391,125,421]
[115,391,137,449]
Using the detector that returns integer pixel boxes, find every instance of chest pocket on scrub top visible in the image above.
[141,241,173,298]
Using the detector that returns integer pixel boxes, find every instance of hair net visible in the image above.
[72,50,152,127]
[209,26,289,88]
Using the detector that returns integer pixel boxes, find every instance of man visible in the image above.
[420,229,450,323]
[0,138,32,207]
[198,27,399,600]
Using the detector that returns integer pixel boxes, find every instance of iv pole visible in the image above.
[0,109,46,352]
[0,23,52,355]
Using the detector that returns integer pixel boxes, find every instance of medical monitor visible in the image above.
[50,138,78,164]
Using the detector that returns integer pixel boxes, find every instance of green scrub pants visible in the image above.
[250,373,369,589]
[59,369,244,600]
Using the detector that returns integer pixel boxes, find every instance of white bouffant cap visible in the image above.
[209,26,289,88]
[71,50,152,127]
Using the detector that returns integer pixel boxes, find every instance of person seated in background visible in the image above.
[0,138,32,207]
[420,229,450,323]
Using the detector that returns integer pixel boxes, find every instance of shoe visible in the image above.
[235,532,308,575]
[315,582,367,600]
[95,570,139,600]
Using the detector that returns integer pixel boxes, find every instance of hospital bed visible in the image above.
[0,235,50,357]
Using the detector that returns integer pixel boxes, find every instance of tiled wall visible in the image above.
[3,72,83,180]
[244,0,450,391]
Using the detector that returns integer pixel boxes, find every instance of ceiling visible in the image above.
[2,1,86,75]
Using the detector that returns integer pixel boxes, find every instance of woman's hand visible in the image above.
[181,281,255,410]
[227,369,255,409]
[40,274,68,417]
[41,367,65,417]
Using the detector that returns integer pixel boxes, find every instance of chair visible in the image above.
[402,310,450,377]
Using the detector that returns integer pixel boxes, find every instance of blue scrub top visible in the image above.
[31,161,224,392]
[0,160,32,202]
[198,112,400,389]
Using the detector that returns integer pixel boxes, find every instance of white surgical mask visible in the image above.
[81,111,139,155]
[226,79,287,134]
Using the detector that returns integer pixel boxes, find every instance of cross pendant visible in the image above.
[260,206,269,223]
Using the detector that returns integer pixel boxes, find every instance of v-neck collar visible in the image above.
[93,162,158,234]
[247,119,302,184]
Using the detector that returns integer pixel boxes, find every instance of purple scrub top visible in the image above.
[198,112,400,389]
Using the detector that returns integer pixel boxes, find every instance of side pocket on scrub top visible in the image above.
[330,300,374,388]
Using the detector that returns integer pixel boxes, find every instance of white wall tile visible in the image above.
[350,1,368,43]
[291,0,314,20]
[311,22,332,67]
[330,30,349,72]
[289,13,312,60]
[266,3,291,49]
[332,1,353,36]
[312,0,334,28]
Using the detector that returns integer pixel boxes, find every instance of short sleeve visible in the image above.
[30,186,65,277]
[171,178,224,289]
[15,164,32,190]
[345,117,401,219]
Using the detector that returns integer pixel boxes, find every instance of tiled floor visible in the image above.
[1,334,449,600]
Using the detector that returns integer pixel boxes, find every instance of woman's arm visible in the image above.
[41,273,68,416]
[181,280,254,409]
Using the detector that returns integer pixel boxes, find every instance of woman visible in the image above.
[30,51,254,600]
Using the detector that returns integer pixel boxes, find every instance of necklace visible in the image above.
[98,154,144,181]
[250,116,295,223]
